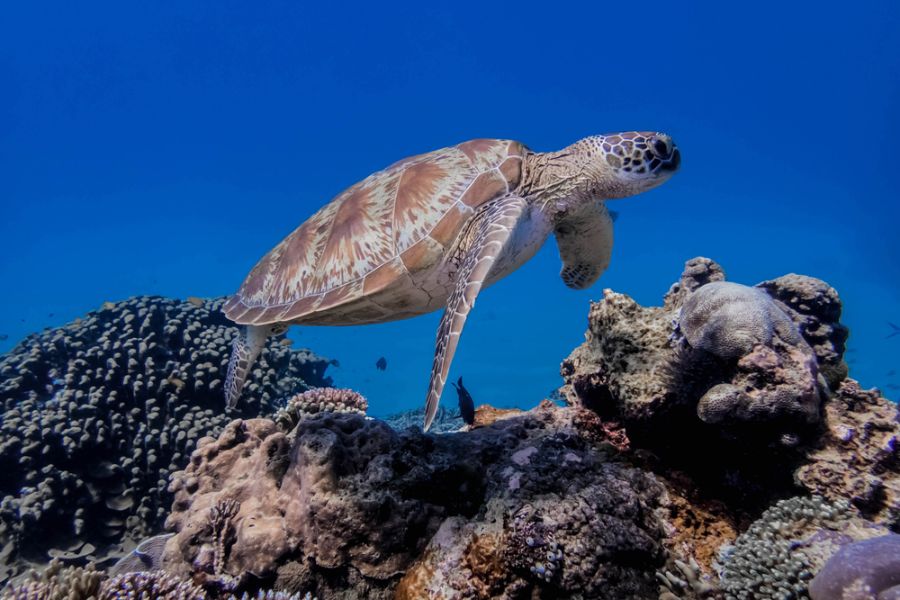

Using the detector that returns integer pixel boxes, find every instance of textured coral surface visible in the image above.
[0,296,331,581]
[164,404,670,599]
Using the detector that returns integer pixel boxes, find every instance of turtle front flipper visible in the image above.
[224,323,283,410]
[554,200,614,290]
[423,195,527,431]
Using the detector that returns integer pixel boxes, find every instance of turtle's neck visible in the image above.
[520,148,596,223]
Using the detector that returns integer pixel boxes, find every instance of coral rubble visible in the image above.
[0,296,331,581]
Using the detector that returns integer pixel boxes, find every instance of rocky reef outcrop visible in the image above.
[559,258,885,511]
[163,405,672,599]
[0,296,332,581]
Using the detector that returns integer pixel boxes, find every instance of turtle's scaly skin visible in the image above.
[223,139,525,326]
[223,133,680,428]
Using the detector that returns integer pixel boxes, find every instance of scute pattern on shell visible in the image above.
[224,139,525,326]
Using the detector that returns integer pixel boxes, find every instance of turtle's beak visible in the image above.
[648,133,680,172]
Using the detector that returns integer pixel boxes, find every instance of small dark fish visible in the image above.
[452,376,475,426]
[375,357,387,371]
[888,370,897,376]
[887,322,900,339]
[609,210,619,222]
[48,312,54,318]
[329,359,341,368]
[0,334,7,341]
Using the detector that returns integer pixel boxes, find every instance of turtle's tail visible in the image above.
[224,324,271,411]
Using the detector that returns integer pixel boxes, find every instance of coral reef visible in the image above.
[0,296,332,580]
[717,496,888,600]
[559,257,851,507]
[164,404,670,599]
[274,388,367,432]
[808,534,900,600]
[2,256,895,600]
[795,379,900,529]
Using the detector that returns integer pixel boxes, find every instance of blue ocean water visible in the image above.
[1,1,898,417]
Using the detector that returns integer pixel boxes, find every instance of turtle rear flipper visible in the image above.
[225,324,273,410]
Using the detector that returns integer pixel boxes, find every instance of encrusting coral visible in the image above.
[0,296,332,581]
[795,379,900,529]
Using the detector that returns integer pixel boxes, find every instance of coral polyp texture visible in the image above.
[0,296,331,581]
[274,387,367,432]
[717,495,889,600]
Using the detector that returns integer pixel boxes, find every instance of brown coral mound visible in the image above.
[163,405,671,599]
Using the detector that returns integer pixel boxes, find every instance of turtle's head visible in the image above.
[578,131,680,199]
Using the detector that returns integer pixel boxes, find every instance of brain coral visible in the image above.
[678,281,803,359]
[0,296,331,580]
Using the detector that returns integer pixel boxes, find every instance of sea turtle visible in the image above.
[223,132,680,430]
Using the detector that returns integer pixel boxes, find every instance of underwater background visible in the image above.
[2,0,899,417]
